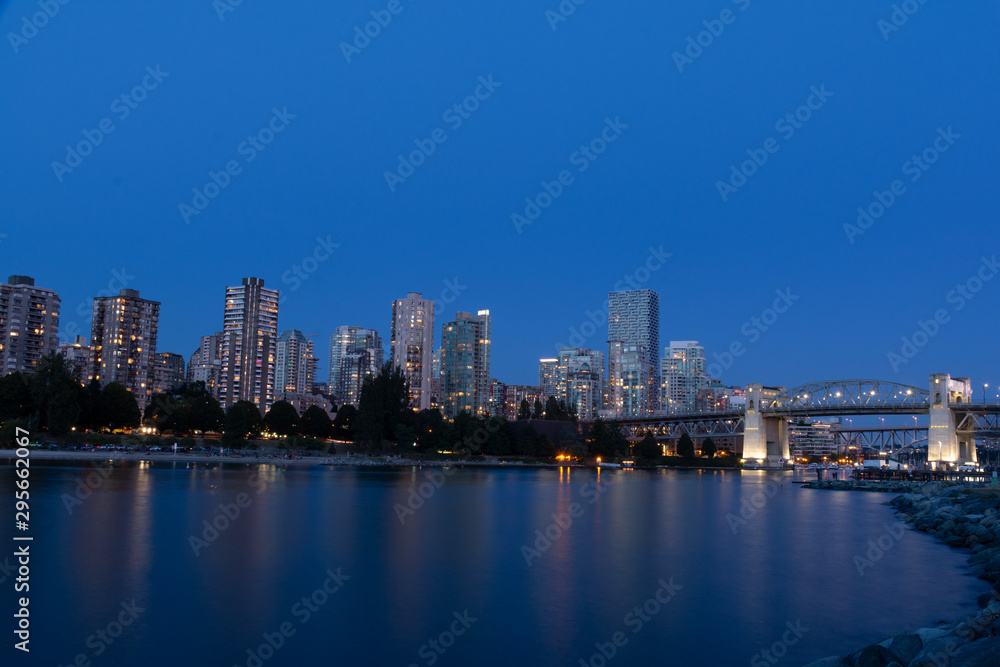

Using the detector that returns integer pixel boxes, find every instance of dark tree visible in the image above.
[636,432,661,459]
[28,353,82,434]
[0,372,32,422]
[516,424,539,456]
[412,408,444,451]
[483,417,513,456]
[77,379,104,431]
[586,419,630,460]
[188,391,225,433]
[223,400,263,443]
[263,401,299,436]
[517,399,531,421]
[532,399,544,420]
[677,433,696,459]
[536,434,557,458]
[356,363,410,450]
[333,403,357,440]
[97,382,141,431]
[299,405,333,439]
[544,396,562,420]
[700,437,717,459]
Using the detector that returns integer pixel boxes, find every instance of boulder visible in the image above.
[907,635,964,667]
[944,636,1000,666]
[850,644,894,667]
[885,632,922,664]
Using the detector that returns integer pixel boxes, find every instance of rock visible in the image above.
[908,635,964,667]
[885,632,922,664]
[850,644,894,666]
[915,627,951,644]
[801,657,848,667]
[945,636,1000,666]
[978,593,994,608]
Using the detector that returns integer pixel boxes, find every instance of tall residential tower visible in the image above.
[390,292,434,410]
[441,310,492,418]
[607,289,660,417]
[88,288,160,408]
[218,277,279,415]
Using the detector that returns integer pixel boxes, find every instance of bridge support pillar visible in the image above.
[928,374,971,468]
[743,384,788,466]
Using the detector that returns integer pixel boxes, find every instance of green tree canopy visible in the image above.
[223,400,263,443]
[700,437,717,459]
[263,400,299,436]
[356,363,409,451]
[636,432,661,459]
[29,352,82,434]
[0,372,32,422]
[97,382,141,431]
[299,405,333,439]
[677,433,696,459]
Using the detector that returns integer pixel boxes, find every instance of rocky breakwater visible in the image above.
[804,483,1000,667]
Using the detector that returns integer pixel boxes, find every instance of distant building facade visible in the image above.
[275,329,316,396]
[153,352,186,394]
[88,288,160,408]
[0,275,60,376]
[188,332,223,394]
[441,310,491,418]
[538,358,559,400]
[329,326,382,407]
[557,347,604,420]
[661,341,708,414]
[390,292,434,410]
[57,335,90,384]
[218,277,279,415]
[607,289,660,416]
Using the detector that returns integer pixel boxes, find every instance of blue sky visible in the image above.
[1,0,998,393]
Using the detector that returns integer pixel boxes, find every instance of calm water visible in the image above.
[0,461,984,666]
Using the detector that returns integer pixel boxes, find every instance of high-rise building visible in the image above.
[390,292,434,410]
[607,289,660,416]
[275,329,316,396]
[57,335,90,384]
[488,379,505,417]
[441,310,491,418]
[660,341,708,414]
[557,347,605,420]
[329,326,382,407]
[89,288,160,408]
[503,384,543,420]
[329,326,382,406]
[153,352,186,394]
[538,358,559,400]
[0,275,60,376]
[219,277,279,415]
[188,331,223,393]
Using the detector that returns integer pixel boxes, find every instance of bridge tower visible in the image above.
[743,384,789,466]
[928,374,975,468]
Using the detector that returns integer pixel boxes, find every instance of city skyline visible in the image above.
[4,4,996,396]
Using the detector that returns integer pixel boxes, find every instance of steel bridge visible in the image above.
[595,374,1000,469]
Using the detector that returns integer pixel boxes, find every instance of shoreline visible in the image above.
[801,481,1000,666]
